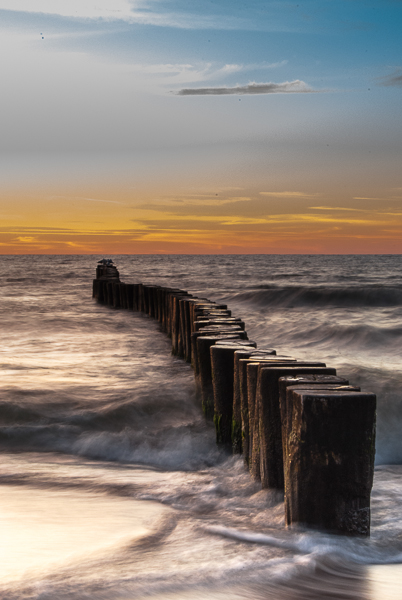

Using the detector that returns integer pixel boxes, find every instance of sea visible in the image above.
[1,254,402,600]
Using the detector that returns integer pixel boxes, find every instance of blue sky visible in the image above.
[0,0,401,253]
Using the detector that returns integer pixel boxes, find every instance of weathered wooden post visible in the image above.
[244,358,297,480]
[186,300,212,360]
[120,283,128,309]
[131,283,139,311]
[190,302,228,333]
[142,284,150,314]
[232,349,277,456]
[92,278,99,299]
[171,293,190,356]
[176,294,193,358]
[179,297,192,361]
[93,259,120,304]
[157,287,165,325]
[285,388,376,536]
[211,344,269,447]
[166,289,186,339]
[256,364,337,490]
[112,282,122,308]
[125,284,134,310]
[279,377,359,526]
[214,340,257,350]
[183,298,205,362]
[197,334,249,418]
[278,374,351,469]
[194,318,246,331]
[138,283,145,312]
[99,280,108,304]
[92,279,101,301]
[193,333,244,373]
[208,343,272,446]
[161,287,172,331]
[191,329,247,368]
[106,281,114,306]
[156,286,163,320]
[146,285,156,318]
[194,310,234,324]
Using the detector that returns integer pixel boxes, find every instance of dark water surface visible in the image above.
[1,255,402,599]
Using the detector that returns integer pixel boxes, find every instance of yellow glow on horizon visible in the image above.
[1,186,402,254]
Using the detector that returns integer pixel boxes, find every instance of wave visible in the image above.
[205,524,402,565]
[274,322,402,351]
[0,389,224,470]
[0,422,223,470]
[231,285,402,309]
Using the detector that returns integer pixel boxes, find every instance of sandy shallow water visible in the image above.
[0,484,168,585]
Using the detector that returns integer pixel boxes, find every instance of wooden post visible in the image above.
[112,283,122,308]
[232,349,276,456]
[171,294,190,356]
[278,374,351,478]
[120,283,128,309]
[197,335,245,418]
[179,297,192,362]
[106,282,114,306]
[190,302,227,333]
[125,284,134,310]
[285,389,376,536]
[94,261,120,304]
[280,379,359,526]
[257,364,336,490]
[245,358,297,480]
[210,347,280,448]
[194,318,246,331]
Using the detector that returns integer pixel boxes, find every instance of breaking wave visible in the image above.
[232,285,402,309]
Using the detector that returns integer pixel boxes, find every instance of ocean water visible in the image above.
[1,254,402,599]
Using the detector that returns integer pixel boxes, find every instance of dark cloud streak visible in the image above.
[175,80,317,96]
[378,70,402,87]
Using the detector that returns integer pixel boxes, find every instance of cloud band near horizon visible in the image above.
[175,80,316,96]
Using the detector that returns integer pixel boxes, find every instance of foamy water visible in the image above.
[0,255,401,599]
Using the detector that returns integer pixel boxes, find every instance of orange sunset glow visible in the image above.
[2,183,402,254]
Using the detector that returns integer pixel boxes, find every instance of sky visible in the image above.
[0,0,401,254]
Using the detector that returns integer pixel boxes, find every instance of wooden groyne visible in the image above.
[93,260,376,537]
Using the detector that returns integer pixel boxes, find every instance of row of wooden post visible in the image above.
[93,264,376,537]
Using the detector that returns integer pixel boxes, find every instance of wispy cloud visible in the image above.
[175,80,316,96]
[138,195,252,210]
[50,195,123,205]
[16,236,36,243]
[308,206,370,212]
[80,196,123,205]
[0,0,140,21]
[378,69,402,87]
[0,0,287,31]
[260,191,319,198]
[129,61,287,87]
[352,197,383,200]
[0,226,149,235]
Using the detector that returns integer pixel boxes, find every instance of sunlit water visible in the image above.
[1,255,402,599]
